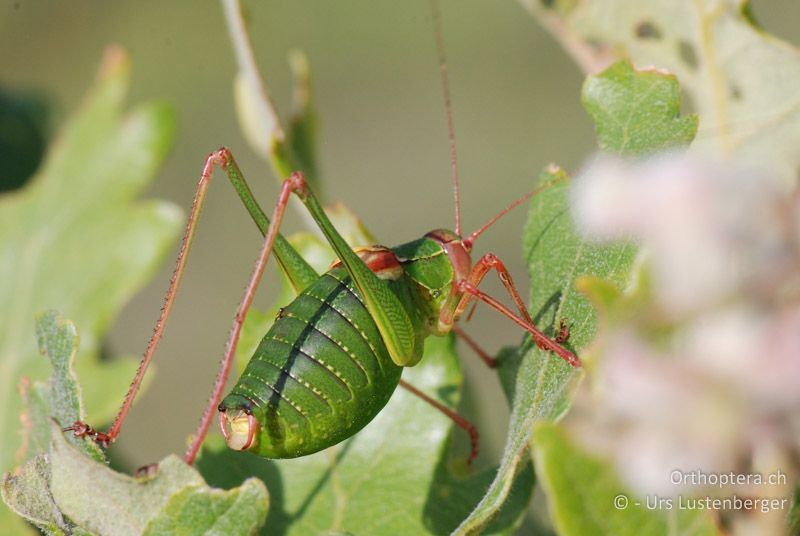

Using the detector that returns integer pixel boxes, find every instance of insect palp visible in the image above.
[219,408,257,451]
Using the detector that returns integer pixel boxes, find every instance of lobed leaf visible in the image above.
[4,314,270,535]
[31,313,105,465]
[0,47,181,532]
[0,44,180,472]
[548,0,800,186]
[582,60,698,155]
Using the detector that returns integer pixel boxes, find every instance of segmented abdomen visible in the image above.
[224,266,402,458]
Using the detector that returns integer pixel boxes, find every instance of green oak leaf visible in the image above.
[582,60,698,155]
[534,423,717,536]
[2,454,68,535]
[0,47,181,532]
[286,50,321,192]
[545,0,800,185]
[31,311,105,462]
[3,312,101,534]
[457,53,698,529]
[47,423,268,536]
[4,315,269,535]
[143,478,269,536]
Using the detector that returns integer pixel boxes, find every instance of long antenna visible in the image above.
[464,178,565,249]
[429,0,462,237]
[464,191,535,249]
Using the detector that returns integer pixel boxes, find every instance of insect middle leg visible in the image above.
[453,325,498,369]
[398,379,479,464]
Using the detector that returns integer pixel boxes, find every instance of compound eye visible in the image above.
[219,408,256,451]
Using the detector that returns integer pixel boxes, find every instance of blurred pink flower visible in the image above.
[568,155,800,533]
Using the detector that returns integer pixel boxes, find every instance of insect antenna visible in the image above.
[429,0,462,237]
[463,177,564,249]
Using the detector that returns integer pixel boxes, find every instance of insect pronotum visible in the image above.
[64,0,580,466]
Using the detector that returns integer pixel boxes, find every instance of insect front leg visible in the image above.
[451,253,581,368]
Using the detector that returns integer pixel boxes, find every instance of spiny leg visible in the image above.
[65,148,317,451]
[398,379,479,464]
[184,175,297,464]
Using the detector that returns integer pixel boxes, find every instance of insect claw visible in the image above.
[62,420,113,448]
[63,420,89,436]
[555,318,571,344]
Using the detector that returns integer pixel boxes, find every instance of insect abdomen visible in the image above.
[221,266,402,458]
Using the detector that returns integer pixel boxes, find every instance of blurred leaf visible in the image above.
[534,423,717,536]
[3,313,94,534]
[0,47,181,531]
[582,60,698,155]
[286,49,320,190]
[226,0,321,192]
[0,87,48,192]
[233,70,283,167]
[550,0,800,185]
